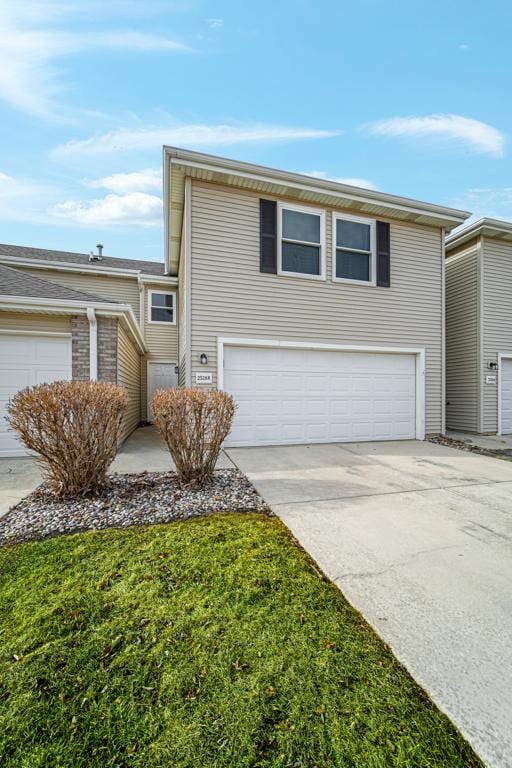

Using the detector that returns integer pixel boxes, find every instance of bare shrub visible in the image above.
[152,388,235,487]
[7,380,128,499]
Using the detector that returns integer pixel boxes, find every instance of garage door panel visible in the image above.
[0,333,72,456]
[224,345,417,447]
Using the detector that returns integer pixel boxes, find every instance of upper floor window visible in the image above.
[278,203,325,280]
[148,290,176,324]
[333,213,376,286]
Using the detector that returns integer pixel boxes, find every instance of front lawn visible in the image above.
[0,514,481,767]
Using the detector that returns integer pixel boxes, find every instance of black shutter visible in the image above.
[260,199,277,273]
[376,221,390,287]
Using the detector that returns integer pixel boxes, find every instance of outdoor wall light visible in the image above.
[200,353,208,365]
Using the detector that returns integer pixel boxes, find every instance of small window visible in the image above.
[148,290,176,324]
[278,203,325,279]
[333,213,376,285]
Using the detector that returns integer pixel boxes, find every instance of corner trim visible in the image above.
[86,307,97,381]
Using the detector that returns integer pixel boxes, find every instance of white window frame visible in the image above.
[332,211,376,286]
[147,289,176,325]
[277,202,326,281]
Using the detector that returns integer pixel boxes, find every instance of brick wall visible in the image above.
[71,315,90,380]
[98,317,118,382]
[71,315,118,383]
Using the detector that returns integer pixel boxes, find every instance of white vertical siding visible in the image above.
[482,238,512,433]
[189,180,443,434]
[117,324,141,442]
[445,249,479,431]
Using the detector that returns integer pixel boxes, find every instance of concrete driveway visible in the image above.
[226,440,512,768]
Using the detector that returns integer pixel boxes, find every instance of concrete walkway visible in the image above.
[226,440,512,768]
[0,426,234,518]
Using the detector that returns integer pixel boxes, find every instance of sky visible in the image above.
[0,0,511,263]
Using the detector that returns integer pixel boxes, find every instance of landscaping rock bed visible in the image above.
[0,469,271,547]
[429,434,512,461]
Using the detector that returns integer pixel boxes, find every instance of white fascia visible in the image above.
[0,295,147,354]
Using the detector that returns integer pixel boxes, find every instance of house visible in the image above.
[0,246,177,456]
[445,218,512,436]
[0,148,470,456]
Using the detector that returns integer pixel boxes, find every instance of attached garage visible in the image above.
[500,357,512,435]
[0,333,72,456]
[221,341,424,447]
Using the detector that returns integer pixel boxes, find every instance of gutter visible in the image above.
[0,254,176,282]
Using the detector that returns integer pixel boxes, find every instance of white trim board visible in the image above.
[217,336,426,441]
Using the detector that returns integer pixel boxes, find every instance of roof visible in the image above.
[0,264,116,304]
[163,146,472,274]
[446,218,512,252]
[0,243,166,276]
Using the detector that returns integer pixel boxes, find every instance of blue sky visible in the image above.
[0,0,510,263]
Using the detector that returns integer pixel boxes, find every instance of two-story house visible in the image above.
[445,218,512,436]
[0,148,470,456]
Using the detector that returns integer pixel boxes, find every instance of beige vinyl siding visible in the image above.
[0,311,70,333]
[482,238,512,433]
[189,180,444,434]
[117,324,141,441]
[445,249,479,431]
[18,266,141,322]
[140,283,178,418]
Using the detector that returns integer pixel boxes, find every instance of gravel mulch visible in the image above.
[0,469,271,547]
[429,434,512,461]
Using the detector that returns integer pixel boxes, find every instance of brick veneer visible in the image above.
[98,317,118,383]
[71,315,118,382]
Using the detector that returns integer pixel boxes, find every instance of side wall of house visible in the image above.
[140,282,178,420]
[188,180,444,434]
[0,311,70,333]
[117,324,142,441]
[482,237,512,433]
[445,248,480,432]
[18,267,141,321]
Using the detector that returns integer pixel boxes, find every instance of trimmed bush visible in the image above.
[152,388,235,487]
[7,380,128,499]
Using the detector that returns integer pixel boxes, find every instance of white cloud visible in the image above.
[85,168,161,193]
[206,18,224,29]
[459,43,470,50]
[52,123,341,158]
[368,114,504,158]
[0,170,55,222]
[304,170,377,190]
[451,187,512,222]
[0,2,192,118]
[49,192,162,227]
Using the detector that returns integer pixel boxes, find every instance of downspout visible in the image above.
[86,307,98,381]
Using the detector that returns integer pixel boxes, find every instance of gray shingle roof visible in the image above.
[0,243,166,276]
[0,264,118,304]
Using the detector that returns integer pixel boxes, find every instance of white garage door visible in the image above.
[0,333,72,456]
[501,358,512,434]
[223,345,417,447]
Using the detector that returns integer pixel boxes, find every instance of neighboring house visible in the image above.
[164,147,469,447]
[0,246,177,456]
[445,218,512,436]
[0,148,470,456]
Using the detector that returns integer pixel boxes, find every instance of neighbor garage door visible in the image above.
[501,358,512,435]
[0,333,72,456]
[223,345,417,447]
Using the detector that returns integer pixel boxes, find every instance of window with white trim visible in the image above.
[148,290,176,324]
[333,213,376,285]
[278,203,325,279]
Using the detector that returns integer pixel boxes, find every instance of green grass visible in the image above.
[0,514,480,768]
